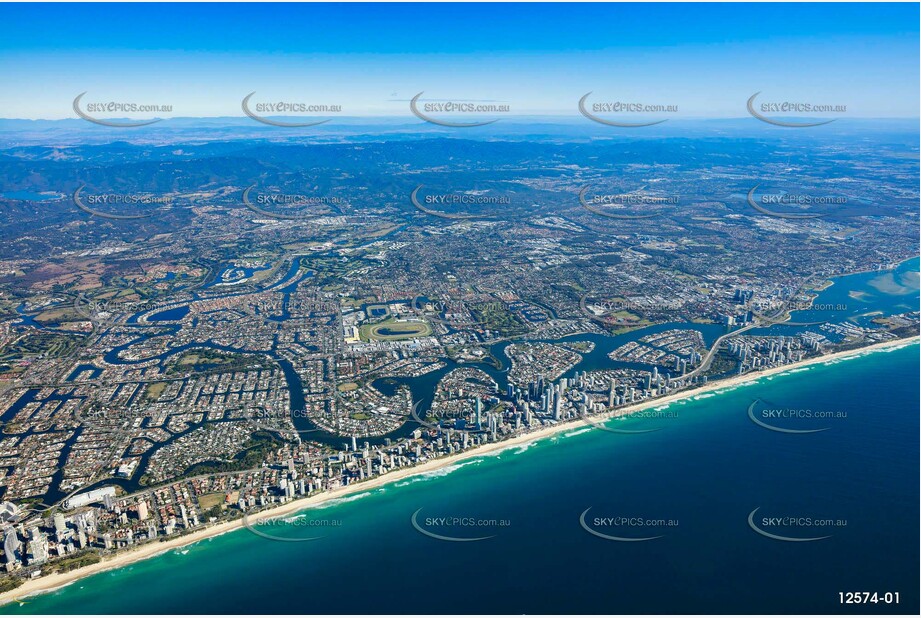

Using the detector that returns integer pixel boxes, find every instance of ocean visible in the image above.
[3,342,918,614]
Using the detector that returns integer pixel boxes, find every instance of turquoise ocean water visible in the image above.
[2,342,918,614]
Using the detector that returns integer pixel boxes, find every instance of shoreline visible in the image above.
[2,334,918,607]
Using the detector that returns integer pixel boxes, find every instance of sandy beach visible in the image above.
[2,334,917,607]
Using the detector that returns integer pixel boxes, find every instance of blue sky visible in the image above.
[1,3,918,119]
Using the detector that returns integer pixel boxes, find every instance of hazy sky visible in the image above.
[1,3,918,119]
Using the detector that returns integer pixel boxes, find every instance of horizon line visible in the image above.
[2,115,919,123]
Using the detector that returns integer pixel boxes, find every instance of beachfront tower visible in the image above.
[53,512,67,537]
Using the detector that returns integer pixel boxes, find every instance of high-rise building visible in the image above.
[3,529,20,567]
[27,534,48,565]
[53,512,67,537]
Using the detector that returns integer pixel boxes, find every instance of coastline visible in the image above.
[2,334,918,607]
